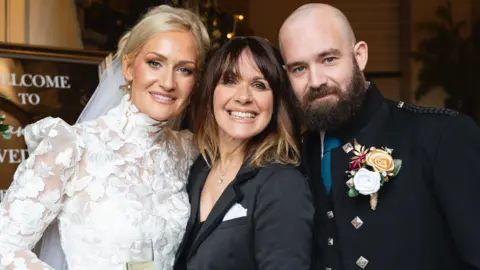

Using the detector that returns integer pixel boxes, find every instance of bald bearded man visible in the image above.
[279,3,480,270]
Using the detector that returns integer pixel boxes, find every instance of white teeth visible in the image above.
[229,111,256,119]
[152,93,174,101]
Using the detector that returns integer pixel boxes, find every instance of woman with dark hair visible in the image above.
[174,36,314,270]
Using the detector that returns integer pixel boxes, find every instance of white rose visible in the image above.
[353,168,381,195]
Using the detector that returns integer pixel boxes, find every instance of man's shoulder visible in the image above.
[387,99,459,118]
[383,100,480,150]
[384,99,463,130]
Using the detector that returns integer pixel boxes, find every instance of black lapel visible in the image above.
[186,164,260,259]
[175,158,209,266]
[187,165,209,238]
[329,100,391,211]
[326,83,388,201]
[301,131,327,212]
[330,147,362,207]
[329,83,385,143]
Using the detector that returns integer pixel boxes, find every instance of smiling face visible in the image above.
[279,7,369,131]
[123,30,198,121]
[281,21,358,105]
[213,49,274,142]
[192,36,302,167]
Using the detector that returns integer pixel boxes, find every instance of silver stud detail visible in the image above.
[351,216,364,229]
[346,179,354,189]
[327,238,334,246]
[356,256,369,269]
[342,142,354,153]
[327,211,334,219]
[398,101,404,108]
[326,268,332,270]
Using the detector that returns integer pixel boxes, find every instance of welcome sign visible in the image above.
[0,43,109,194]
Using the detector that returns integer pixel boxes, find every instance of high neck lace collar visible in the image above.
[106,94,168,147]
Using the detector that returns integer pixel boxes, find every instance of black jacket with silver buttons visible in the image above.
[300,83,480,270]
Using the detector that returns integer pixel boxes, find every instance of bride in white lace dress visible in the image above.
[0,5,209,270]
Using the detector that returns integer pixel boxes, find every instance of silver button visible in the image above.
[327,211,334,219]
[351,216,364,229]
[327,238,334,246]
[356,256,369,268]
[342,142,354,153]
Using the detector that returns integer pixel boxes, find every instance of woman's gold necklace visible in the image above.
[218,161,225,185]
[218,159,234,185]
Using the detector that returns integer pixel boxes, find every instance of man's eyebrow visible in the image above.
[285,48,342,70]
[317,48,342,58]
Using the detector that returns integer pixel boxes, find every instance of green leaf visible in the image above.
[0,125,8,132]
[348,188,359,198]
[391,159,402,177]
[2,132,11,140]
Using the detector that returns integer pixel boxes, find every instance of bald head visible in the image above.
[277,3,369,132]
[279,3,356,50]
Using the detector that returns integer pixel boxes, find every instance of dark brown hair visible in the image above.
[191,36,301,167]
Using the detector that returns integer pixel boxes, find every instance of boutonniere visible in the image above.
[346,140,402,210]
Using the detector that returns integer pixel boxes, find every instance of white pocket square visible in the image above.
[222,203,247,221]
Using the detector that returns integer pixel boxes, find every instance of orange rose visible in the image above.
[365,149,394,172]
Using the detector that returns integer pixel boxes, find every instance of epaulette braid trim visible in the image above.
[397,101,459,116]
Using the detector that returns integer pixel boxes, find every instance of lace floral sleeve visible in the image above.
[0,117,83,269]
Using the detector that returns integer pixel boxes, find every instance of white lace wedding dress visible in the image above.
[0,94,197,270]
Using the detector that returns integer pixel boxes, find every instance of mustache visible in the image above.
[302,85,342,104]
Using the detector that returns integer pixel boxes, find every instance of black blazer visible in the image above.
[174,157,315,270]
[302,83,480,270]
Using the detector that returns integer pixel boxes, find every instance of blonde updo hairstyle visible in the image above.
[117,5,210,79]
[116,5,210,129]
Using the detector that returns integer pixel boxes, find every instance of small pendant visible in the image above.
[218,178,223,184]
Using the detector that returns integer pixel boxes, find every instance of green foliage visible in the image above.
[0,115,10,139]
[413,0,480,120]
[413,0,479,122]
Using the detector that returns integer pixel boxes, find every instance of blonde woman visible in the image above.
[0,5,209,270]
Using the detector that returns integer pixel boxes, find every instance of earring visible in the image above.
[127,82,132,89]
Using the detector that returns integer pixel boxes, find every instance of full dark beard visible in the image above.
[301,61,367,132]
